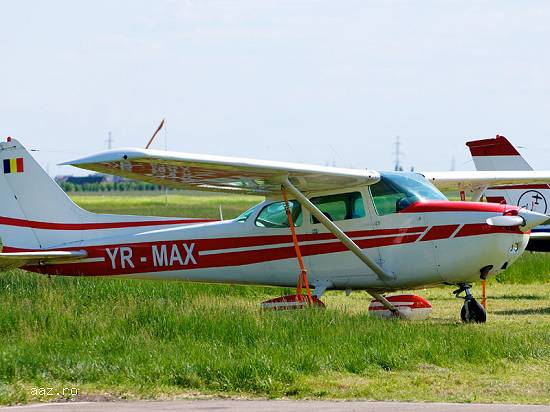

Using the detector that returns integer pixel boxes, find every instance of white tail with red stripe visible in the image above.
[0,138,91,250]
[466,135,550,251]
[466,135,533,172]
[466,135,550,214]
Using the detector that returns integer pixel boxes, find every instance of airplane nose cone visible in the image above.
[518,209,550,231]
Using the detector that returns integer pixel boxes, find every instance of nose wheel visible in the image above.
[453,283,486,323]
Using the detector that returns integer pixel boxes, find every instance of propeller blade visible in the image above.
[486,215,524,227]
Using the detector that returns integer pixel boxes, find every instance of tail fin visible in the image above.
[0,138,92,249]
[0,138,212,251]
[466,135,549,215]
[466,135,533,171]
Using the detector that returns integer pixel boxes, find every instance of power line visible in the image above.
[106,131,113,150]
[393,136,403,171]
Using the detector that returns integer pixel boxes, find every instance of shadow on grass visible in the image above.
[489,294,545,300]
[494,307,550,316]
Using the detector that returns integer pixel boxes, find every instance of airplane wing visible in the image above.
[423,171,550,194]
[0,250,87,270]
[63,148,380,195]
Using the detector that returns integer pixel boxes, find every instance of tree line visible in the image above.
[58,181,166,192]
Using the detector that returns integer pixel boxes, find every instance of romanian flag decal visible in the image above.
[3,158,24,174]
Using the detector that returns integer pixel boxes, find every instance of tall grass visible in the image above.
[0,270,549,404]
[496,252,550,283]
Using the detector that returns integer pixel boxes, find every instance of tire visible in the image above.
[460,298,487,323]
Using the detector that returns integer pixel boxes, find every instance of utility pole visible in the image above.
[106,131,113,150]
[393,136,403,171]
[164,121,168,206]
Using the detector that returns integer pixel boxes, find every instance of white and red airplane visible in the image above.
[1,137,549,323]
[466,135,550,251]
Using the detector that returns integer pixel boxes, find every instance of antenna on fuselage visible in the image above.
[145,118,165,149]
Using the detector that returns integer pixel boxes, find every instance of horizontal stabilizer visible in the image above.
[0,250,87,270]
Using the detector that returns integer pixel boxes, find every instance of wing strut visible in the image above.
[280,177,399,315]
[281,187,314,305]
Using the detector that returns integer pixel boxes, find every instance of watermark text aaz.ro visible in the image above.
[30,387,78,397]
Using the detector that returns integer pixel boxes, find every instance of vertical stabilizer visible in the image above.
[0,138,89,249]
[466,135,549,215]
[466,135,532,171]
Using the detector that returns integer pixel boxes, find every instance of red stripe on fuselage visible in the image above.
[17,222,526,277]
[0,216,215,230]
[400,201,517,214]
[455,223,523,238]
[26,232,424,277]
[1,227,428,255]
[419,225,460,241]
[196,226,427,251]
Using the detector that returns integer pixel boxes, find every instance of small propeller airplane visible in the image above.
[1,136,549,323]
[466,135,550,251]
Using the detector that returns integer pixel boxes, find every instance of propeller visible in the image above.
[486,215,525,227]
[484,212,524,310]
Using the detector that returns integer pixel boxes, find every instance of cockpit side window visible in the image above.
[310,192,366,223]
[370,179,405,216]
[255,200,302,228]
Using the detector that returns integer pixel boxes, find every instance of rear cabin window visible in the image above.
[255,200,302,228]
[310,192,365,223]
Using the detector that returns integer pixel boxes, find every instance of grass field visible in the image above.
[0,193,549,405]
[70,192,263,220]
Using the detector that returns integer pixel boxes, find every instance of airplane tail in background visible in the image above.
[466,135,550,251]
[466,135,533,171]
[466,135,550,214]
[0,138,211,252]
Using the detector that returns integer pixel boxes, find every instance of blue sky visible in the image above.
[1,0,549,176]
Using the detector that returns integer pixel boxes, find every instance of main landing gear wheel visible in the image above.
[453,283,487,323]
[460,298,486,323]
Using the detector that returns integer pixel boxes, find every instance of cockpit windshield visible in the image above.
[370,172,447,215]
[234,205,256,222]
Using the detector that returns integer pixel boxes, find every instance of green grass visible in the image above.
[70,192,262,220]
[0,192,548,405]
[0,272,548,405]
[495,252,550,284]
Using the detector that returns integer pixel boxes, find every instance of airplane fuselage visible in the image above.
[22,200,528,292]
